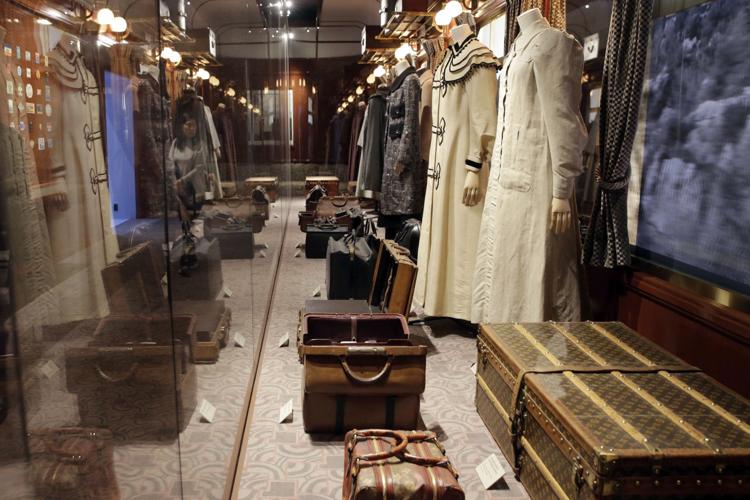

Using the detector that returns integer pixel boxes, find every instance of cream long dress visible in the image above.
[45,45,119,322]
[471,17,587,323]
[414,35,499,321]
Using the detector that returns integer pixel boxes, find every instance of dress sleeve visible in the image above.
[465,66,498,172]
[395,76,421,170]
[533,31,587,199]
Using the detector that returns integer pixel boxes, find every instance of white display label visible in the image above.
[39,360,59,379]
[583,33,599,62]
[311,285,321,297]
[234,332,247,347]
[279,399,293,423]
[223,287,233,298]
[278,332,290,348]
[294,249,302,258]
[199,399,217,423]
[476,454,506,489]
[259,250,267,258]
[470,362,477,375]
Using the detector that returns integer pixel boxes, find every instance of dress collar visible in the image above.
[390,66,416,92]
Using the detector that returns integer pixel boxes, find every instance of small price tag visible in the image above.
[199,399,217,423]
[470,362,477,375]
[279,332,290,348]
[294,249,302,258]
[279,399,293,423]
[263,243,270,250]
[311,285,321,297]
[234,332,247,348]
[223,287,233,298]
[39,360,59,379]
[259,250,267,258]
[476,454,506,489]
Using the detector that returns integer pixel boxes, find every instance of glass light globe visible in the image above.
[169,51,181,65]
[227,88,236,97]
[355,86,364,95]
[96,8,115,25]
[446,1,463,17]
[435,9,451,27]
[110,16,128,33]
[373,65,386,78]
[239,96,247,104]
[347,95,354,103]
[366,74,376,84]
[161,47,174,60]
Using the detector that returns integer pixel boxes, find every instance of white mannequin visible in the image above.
[450,23,481,207]
[58,32,81,56]
[518,8,572,234]
[394,58,411,76]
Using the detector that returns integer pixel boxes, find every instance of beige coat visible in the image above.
[472,19,587,323]
[47,45,119,322]
[414,36,499,321]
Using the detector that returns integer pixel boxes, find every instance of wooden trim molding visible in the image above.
[617,271,750,399]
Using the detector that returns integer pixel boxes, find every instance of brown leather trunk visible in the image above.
[475,322,750,499]
[172,300,232,363]
[301,314,426,433]
[28,428,120,500]
[100,242,165,315]
[243,176,279,202]
[369,240,417,317]
[305,175,340,196]
[64,315,197,440]
[342,430,464,500]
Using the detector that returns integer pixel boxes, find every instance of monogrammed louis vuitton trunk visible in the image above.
[475,322,750,499]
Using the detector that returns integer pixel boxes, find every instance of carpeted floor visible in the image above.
[236,197,529,499]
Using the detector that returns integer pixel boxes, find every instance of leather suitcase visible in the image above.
[301,314,426,433]
[170,236,223,300]
[475,322,750,499]
[211,223,255,259]
[296,300,372,362]
[173,300,232,363]
[200,197,267,224]
[369,240,417,317]
[244,176,279,202]
[326,235,376,301]
[250,186,271,220]
[28,428,120,500]
[305,224,349,258]
[304,394,419,434]
[101,242,165,315]
[342,429,464,500]
[305,175,339,196]
[65,316,197,440]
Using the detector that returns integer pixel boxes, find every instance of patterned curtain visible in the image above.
[505,0,523,54]
[583,0,654,267]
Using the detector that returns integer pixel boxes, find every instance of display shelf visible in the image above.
[359,47,396,66]
[378,11,438,41]
[128,16,194,45]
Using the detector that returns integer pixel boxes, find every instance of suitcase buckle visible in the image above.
[573,458,585,490]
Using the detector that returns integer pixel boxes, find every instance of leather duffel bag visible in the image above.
[326,233,376,300]
[342,429,464,500]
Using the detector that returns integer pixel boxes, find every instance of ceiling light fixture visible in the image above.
[445,1,462,17]
[347,95,354,103]
[239,96,247,104]
[227,87,236,97]
[355,85,364,95]
[110,16,128,33]
[36,18,52,25]
[196,68,210,80]
[169,50,182,65]
[395,43,413,60]
[366,73,376,84]
[373,65,386,78]
[160,47,174,60]
[435,9,451,26]
[96,7,115,25]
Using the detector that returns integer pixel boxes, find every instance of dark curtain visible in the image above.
[505,0,523,55]
[583,0,653,267]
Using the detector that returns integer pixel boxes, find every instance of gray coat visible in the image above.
[381,68,425,215]
[356,88,388,199]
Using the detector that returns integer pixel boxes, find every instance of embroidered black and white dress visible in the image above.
[413,35,499,321]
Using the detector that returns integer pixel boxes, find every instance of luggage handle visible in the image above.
[348,429,409,463]
[331,197,351,208]
[339,354,393,384]
[95,357,139,383]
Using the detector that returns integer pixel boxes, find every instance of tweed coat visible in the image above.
[472,18,587,323]
[413,36,500,320]
[381,67,424,215]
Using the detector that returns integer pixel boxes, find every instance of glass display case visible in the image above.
[0,0,291,497]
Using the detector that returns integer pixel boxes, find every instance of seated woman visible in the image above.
[168,112,212,216]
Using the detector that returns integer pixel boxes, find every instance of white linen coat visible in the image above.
[47,45,119,322]
[472,18,587,323]
[414,36,499,321]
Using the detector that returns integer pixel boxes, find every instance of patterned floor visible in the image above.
[237,198,529,499]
